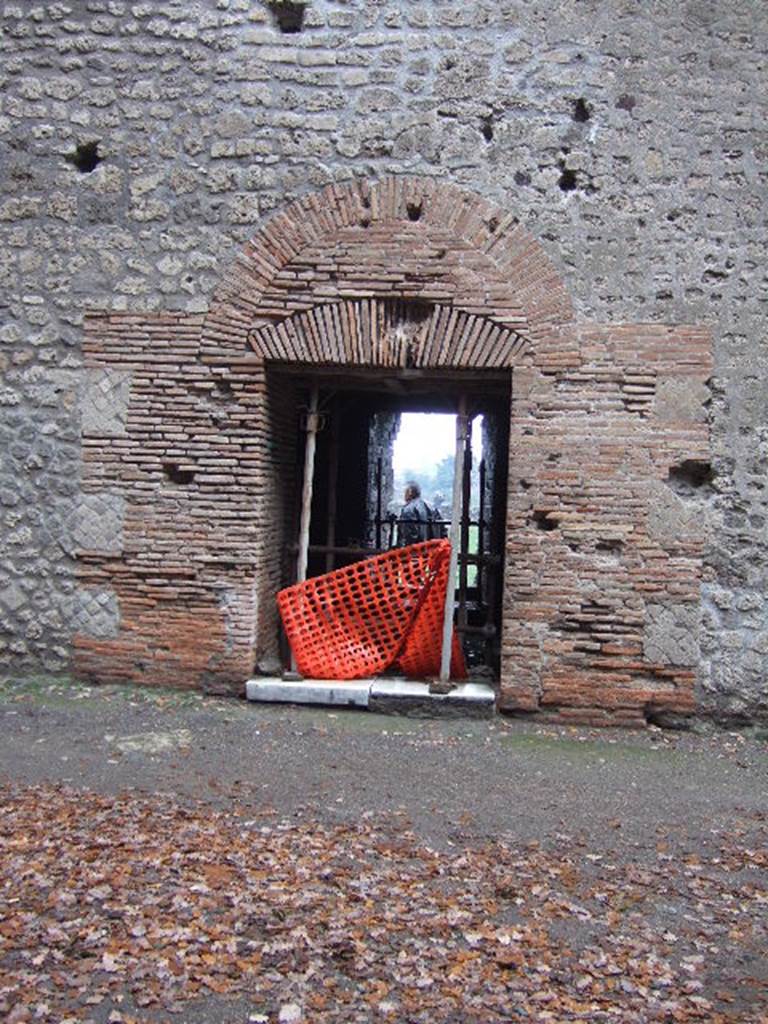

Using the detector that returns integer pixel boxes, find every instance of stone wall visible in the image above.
[72,176,711,725]
[505,325,711,726]
[75,313,263,692]
[366,410,399,548]
[1,0,765,721]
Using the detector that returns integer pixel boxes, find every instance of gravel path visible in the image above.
[1,678,766,1023]
[1,678,766,852]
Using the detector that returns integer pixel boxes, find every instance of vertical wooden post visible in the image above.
[324,406,340,573]
[375,455,383,550]
[296,385,320,586]
[458,414,473,633]
[440,394,468,683]
[477,456,486,596]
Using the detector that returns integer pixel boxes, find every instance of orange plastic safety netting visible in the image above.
[277,539,466,681]
[397,546,467,680]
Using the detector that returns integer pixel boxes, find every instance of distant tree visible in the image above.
[395,467,437,498]
[432,455,454,498]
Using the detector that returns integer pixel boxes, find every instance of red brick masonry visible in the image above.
[75,176,712,725]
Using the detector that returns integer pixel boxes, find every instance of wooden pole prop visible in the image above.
[375,456,383,550]
[458,414,473,633]
[324,406,340,573]
[296,385,320,585]
[291,385,320,676]
[439,394,468,683]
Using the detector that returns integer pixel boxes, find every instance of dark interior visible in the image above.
[269,366,512,679]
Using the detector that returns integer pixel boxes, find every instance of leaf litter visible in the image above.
[0,783,766,1022]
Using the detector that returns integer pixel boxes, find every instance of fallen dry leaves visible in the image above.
[0,783,766,1023]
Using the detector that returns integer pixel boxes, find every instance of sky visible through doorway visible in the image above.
[392,413,483,507]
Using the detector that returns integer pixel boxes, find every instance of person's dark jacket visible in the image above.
[397,497,434,546]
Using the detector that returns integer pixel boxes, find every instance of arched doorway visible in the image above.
[75,176,711,725]
[244,294,527,682]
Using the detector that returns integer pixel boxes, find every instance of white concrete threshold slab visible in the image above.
[246,678,370,708]
[369,680,494,704]
[369,679,495,717]
[245,677,496,717]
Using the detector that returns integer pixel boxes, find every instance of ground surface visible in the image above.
[0,678,767,1023]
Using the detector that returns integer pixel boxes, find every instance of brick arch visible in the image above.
[76,176,713,725]
[247,298,528,368]
[202,175,574,361]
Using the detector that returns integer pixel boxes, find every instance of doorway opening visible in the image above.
[263,365,511,682]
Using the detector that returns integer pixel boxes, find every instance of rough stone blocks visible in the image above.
[72,493,125,555]
[643,603,701,668]
[71,588,120,640]
[81,369,132,437]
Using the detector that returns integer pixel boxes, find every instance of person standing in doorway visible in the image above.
[397,481,434,546]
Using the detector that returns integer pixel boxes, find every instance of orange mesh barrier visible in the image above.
[277,539,465,681]
[397,549,467,680]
